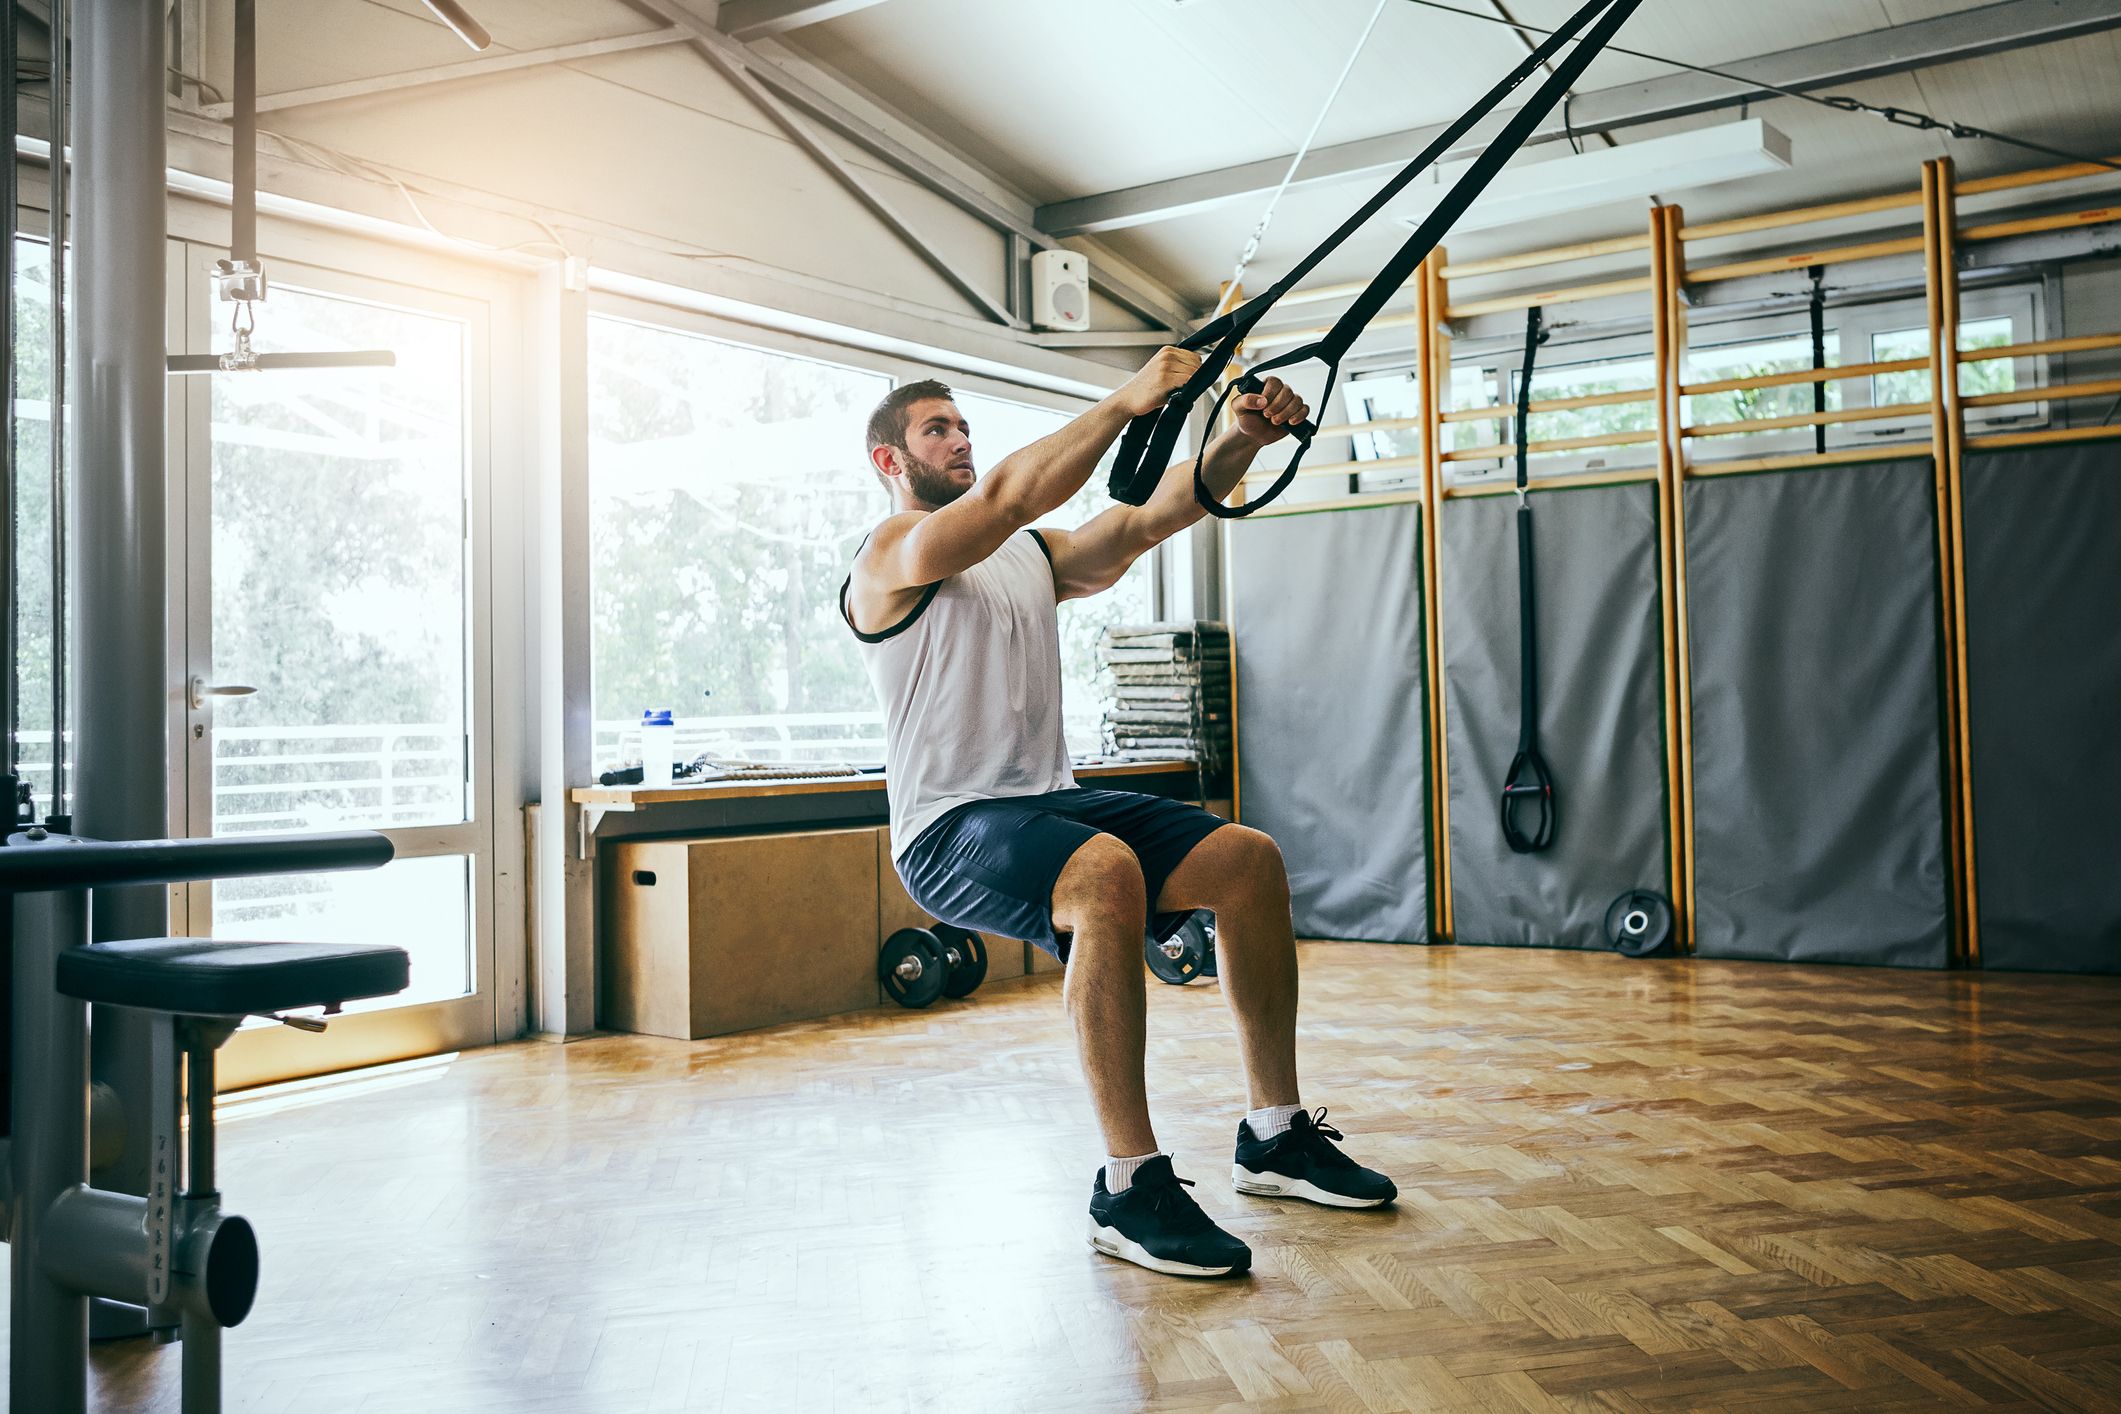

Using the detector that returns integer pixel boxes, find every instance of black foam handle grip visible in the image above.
[1107,391,1206,508]
[1232,374,1320,441]
[1107,410,1163,505]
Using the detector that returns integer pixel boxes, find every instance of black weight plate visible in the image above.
[1604,890,1673,957]
[1145,915,1211,985]
[1196,915,1219,978]
[879,927,948,1008]
[935,925,988,998]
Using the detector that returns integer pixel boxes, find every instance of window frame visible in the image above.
[584,292,1163,762]
[1340,279,2049,491]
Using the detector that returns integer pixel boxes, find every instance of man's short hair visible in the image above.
[866,379,955,456]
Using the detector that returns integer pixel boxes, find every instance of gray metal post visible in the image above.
[9,888,93,1414]
[73,0,174,1306]
[180,1029,222,1413]
[50,0,74,821]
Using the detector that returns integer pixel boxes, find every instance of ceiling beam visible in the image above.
[1039,0,2121,236]
[717,0,895,42]
[626,0,1195,331]
[198,27,690,118]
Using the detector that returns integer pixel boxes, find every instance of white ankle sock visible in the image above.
[1104,1152,1161,1193]
[1247,1103,1304,1140]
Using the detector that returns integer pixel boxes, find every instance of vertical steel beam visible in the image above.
[1,0,20,803]
[74,0,171,1262]
[49,0,73,821]
[10,889,92,1414]
[531,262,595,1039]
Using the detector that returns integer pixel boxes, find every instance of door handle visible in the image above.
[188,677,259,712]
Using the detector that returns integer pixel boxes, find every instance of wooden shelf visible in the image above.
[570,757,1197,810]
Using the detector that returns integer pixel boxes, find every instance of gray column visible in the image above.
[531,263,595,1038]
[72,0,171,1256]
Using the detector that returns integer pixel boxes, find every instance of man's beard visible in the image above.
[901,450,970,507]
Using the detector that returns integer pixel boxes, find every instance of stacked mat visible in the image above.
[1097,622,1232,780]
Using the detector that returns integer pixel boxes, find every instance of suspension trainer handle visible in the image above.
[1185,364,1335,518]
[1107,0,1643,515]
[1106,319,1248,507]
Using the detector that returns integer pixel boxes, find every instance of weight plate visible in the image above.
[1145,914,1212,985]
[1196,915,1219,978]
[1603,890,1674,958]
[935,925,988,998]
[879,927,949,1008]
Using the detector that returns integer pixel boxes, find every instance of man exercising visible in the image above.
[841,348,1396,1279]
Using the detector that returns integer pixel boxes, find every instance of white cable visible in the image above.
[1215,0,1393,316]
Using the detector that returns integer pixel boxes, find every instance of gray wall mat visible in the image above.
[1684,459,1950,968]
[1441,483,1668,950]
[1964,443,2121,974]
[1229,501,1430,944]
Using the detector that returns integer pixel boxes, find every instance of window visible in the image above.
[1871,315,2016,405]
[202,280,480,1009]
[588,316,891,766]
[1684,330,1844,432]
[12,238,60,817]
[1521,354,1658,448]
[586,320,1145,767]
[1437,348,1658,485]
[206,287,473,836]
[948,390,1157,757]
[1345,364,1491,474]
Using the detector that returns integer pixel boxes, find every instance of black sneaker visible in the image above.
[1233,1108,1398,1208]
[1087,1155,1252,1278]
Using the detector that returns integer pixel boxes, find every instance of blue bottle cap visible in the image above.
[641,709,674,727]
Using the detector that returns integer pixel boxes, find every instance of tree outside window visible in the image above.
[586,322,1146,766]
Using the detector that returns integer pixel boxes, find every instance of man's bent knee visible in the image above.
[1170,825,1288,913]
[1052,833,1146,940]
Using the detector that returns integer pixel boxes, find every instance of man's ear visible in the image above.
[869,443,902,479]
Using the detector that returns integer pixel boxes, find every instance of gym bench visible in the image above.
[1,828,409,1414]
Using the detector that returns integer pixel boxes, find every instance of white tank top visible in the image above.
[843,529,1075,858]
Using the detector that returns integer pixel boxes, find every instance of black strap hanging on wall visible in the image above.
[1807,265,1827,456]
[1105,0,1645,519]
[1500,306,1556,854]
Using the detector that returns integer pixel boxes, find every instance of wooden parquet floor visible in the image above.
[20,943,2121,1413]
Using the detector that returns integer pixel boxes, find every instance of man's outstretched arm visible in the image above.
[859,348,1200,597]
[1039,377,1310,601]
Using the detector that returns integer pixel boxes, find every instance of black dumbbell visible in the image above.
[1146,912,1216,985]
[931,924,988,998]
[879,925,988,1008]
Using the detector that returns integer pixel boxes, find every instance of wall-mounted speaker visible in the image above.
[1031,249,1089,331]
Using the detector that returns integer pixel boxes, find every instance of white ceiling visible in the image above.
[780,0,2121,307]
[248,0,2121,320]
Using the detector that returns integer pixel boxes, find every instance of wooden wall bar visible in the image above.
[1649,204,1691,950]
[1231,150,2121,962]
[1418,250,1455,940]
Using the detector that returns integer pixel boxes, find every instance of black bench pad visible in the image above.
[55,938,411,1016]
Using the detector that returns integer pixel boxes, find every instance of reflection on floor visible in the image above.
[25,941,2121,1411]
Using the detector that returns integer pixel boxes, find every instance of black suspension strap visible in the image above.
[1807,264,1827,456]
[1106,0,1645,519]
[1500,306,1556,855]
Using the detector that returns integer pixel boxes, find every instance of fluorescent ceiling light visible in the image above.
[1396,119,1792,233]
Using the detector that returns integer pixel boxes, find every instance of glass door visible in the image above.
[173,240,503,1086]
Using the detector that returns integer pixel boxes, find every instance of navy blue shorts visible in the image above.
[896,788,1229,963]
